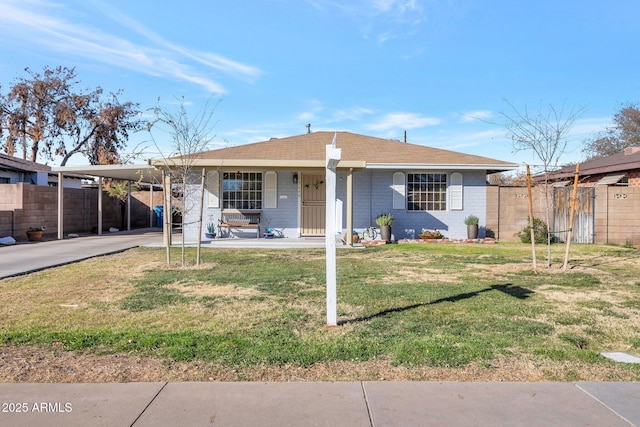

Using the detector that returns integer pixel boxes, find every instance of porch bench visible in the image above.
[219,210,261,238]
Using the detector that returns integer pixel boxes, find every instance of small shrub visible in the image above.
[464,215,479,225]
[517,217,548,244]
[375,212,394,226]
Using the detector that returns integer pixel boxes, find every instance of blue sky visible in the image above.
[1,0,639,172]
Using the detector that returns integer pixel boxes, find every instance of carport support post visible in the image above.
[57,172,64,240]
[149,184,154,228]
[98,177,103,235]
[127,180,131,231]
[326,134,341,326]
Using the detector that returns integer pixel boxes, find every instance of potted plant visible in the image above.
[419,229,444,240]
[376,212,394,243]
[464,214,479,239]
[205,223,216,239]
[26,226,44,242]
[343,230,360,244]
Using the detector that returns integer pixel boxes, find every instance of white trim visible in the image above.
[392,171,405,210]
[450,172,463,210]
[206,170,220,208]
[366,163,518,171]
[265,171,277,208]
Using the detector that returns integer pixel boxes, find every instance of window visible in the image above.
[407,173,447,211]
[222,172,263,209]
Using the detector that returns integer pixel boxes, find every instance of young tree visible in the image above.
[147,96,219,266]
[498,100,586,268]
[0,66,143,165]
[582,102,640,159]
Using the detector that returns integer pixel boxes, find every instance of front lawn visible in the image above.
[1,242,639,382]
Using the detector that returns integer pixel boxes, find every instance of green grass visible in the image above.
[1,242,640,379]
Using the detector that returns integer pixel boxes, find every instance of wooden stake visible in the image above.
[196,168,206,266]
[562,163,580,270]
[526,165,537,271]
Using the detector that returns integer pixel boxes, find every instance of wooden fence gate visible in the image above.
[552,187,595,243]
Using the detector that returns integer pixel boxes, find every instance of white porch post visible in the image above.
[346,168,354,246]
[127,180,131,231]
[325,134,341,326]
[57,172,64,240]
[98,177,103,235]
[163,171,172,246]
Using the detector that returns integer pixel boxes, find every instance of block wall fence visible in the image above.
[0,183,163,241]
[486,185,640,246]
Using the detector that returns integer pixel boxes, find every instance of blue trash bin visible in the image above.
[154,205,164,228]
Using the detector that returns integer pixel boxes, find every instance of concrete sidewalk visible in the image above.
[0,381,638,426]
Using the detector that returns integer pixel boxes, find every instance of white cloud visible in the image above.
[459,110,495,123]
[306,0,427,42]
[0,0,261,93]
[365,112,441,131]
[297,102,375,125]
[571,116,611,136]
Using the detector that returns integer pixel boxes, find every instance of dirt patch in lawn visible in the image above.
[1,344,636,383]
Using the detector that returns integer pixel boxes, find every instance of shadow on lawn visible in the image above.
[338,284,534,326]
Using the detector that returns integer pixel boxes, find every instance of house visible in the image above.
[0,153,83,188]
[160,131,518,241]
[537,147,640,187]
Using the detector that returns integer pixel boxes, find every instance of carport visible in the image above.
[51,164,169,243]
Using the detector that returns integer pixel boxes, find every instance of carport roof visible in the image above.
[51,164,164,182]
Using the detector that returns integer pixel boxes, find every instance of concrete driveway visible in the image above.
[0,228,165,279]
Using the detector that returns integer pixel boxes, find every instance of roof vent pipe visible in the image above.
[306,123,311,134]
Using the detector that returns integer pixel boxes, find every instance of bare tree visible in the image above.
[147,96,220,266]
[498,100,586,268]
[582,102,640,159]
[488,171,529,186]
[0,66,143,165]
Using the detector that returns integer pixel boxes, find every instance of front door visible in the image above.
[301,173,326,236]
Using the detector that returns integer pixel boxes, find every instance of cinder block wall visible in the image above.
[0,183,158,241]
[594,186,640,245]
[486,186,550,242]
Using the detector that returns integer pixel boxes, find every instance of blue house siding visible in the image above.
[341,169,488,240]
[185,170,302,240]
[261,171,299,238]
[183,168,489,241]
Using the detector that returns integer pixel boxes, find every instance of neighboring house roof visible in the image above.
[0,153,51,173]
[165,131,517,173]
[539,147,640,182]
